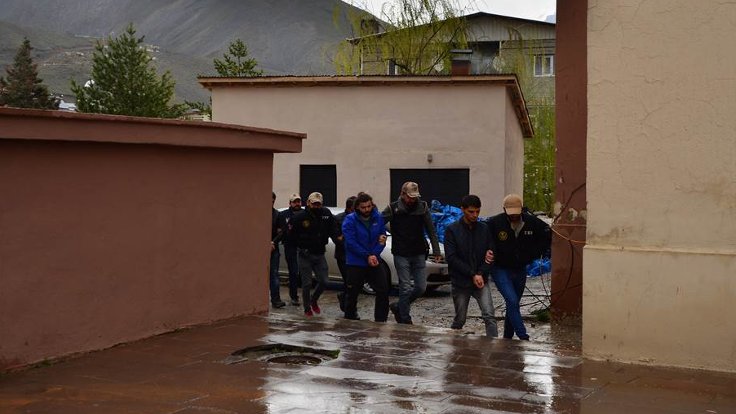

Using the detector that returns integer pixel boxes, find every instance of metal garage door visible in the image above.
[300,165,337,206]
[389,169,469,207]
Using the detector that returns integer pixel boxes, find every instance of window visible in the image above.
[299,165,337,207]
[534,55,554,77]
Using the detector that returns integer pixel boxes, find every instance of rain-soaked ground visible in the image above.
[1,280,735,413]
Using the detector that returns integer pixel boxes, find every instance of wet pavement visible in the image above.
[1,302,735,413]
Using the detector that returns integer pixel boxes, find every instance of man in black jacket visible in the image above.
[444,195,498,337]
[288,192,339,317]
[382,181,442,324]
[275,193,303,305]
[334,195,356,312]
[269,192,285,308]
[487,194,551,340]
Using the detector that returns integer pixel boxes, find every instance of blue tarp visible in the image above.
[526,257,551,277]
[429,200,463,243]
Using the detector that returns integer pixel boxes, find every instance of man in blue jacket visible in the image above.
[342,192,389,322]
[444,194,498,337]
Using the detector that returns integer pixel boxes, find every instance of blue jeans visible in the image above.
[284,244,300,301]
[394,254,427,323]
[297,249,329,312]
[269,248,282,303]
[492,266,529,339]
[450,283,498,337]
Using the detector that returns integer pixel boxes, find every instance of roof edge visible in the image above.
[0,108,306,153]
[199,75,534,138]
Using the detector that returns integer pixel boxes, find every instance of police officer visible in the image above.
[487,194,551,340]
[288,192,339,317]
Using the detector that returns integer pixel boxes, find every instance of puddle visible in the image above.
[223,343,339,366]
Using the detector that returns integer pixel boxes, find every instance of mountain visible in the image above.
[0,0,367,103]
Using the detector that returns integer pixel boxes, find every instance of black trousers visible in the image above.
[345,264,389,322]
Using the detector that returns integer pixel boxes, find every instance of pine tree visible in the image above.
[71,24,185,118]
[0,37,58,109]
[213,39,263,77]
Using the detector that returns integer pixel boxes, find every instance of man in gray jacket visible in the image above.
[382,181,442,324]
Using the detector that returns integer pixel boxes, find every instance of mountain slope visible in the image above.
[0,0,366,102]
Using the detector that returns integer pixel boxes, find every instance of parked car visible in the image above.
[277,207,450,294]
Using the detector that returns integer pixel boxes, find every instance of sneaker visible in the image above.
[304,309,314,317]
[311,302,321,315]
[290,298,300,306]
[337,292,345,312]
[271,300,286,309]
[389,303,400,323]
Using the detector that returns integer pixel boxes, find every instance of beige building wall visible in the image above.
[584,0,736,371]
[207,78,530,210]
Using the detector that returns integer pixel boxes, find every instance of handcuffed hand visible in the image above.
[473,274,485,289]
[484,250,494,264]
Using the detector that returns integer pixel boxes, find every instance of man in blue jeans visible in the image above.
[444,194,497,337]
[382,182,442,324]
[487,194,551,340]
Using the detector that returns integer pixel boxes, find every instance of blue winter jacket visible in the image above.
[342,208,386,267]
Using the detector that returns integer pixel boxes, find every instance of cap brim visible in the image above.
[505,207,522,215]
[406,193,421,198]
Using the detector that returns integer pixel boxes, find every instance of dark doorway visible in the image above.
[389,169,469,206]
[300,165,337,206]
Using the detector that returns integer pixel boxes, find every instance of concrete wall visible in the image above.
[584,0,736,371]
[0,109,303,370]
[208,78,528,211]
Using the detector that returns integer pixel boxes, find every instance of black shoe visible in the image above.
[344,314,360,321]
[290,298,300,306]
[271,300,286,308]
[389,303,401,323]
[337,292,345,312]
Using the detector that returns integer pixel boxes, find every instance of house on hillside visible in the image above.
[348,12,555,100]
[199,74,532,210]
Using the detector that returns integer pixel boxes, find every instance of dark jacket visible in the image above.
[381,198,441,257]
[274,207,302,245]
[288,207,338,255]
[271,208,280,240]
[444,219,494,289]
[343,208,386,267]
[486,212,551,269]
[334,210,350,260]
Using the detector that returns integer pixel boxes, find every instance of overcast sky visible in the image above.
[350,0,556,22]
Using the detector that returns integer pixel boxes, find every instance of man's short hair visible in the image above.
[345,195,357,209]
[460,194,481,209]
[355,192,373,205]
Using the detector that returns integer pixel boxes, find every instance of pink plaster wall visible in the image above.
[0,109,303,370]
